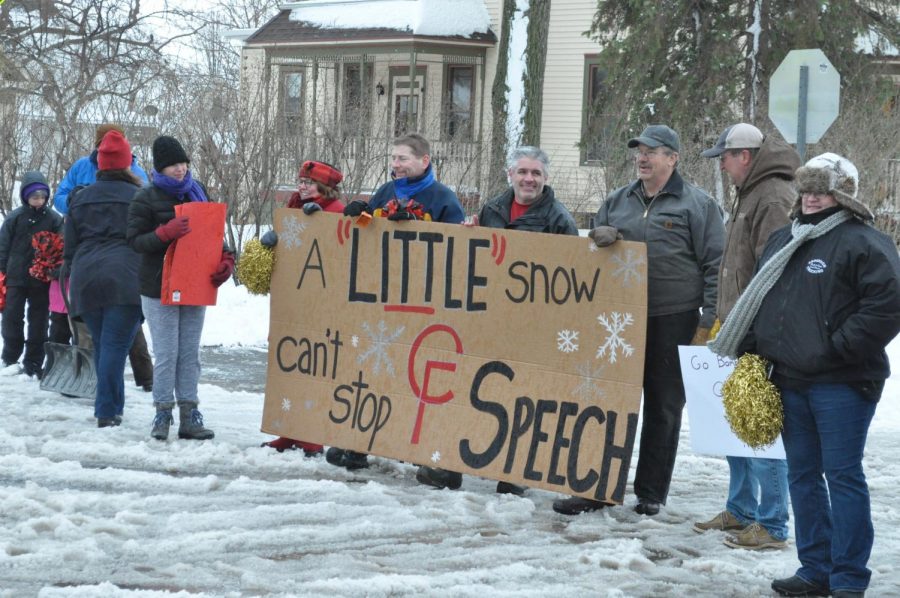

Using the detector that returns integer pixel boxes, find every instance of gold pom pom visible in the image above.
[236,239,275,295]
[721,354,783,449]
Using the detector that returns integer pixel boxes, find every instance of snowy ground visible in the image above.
[1,282,899,597]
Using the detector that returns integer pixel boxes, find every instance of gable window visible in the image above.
[343,63,373,134]
[444,65,473,140]
[281,68,305,135]
[581,59,609,163]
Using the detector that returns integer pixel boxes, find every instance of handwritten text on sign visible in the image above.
[262,211,648,502]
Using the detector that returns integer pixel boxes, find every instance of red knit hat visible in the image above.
[97,130,132,171]
[299,160,343,189]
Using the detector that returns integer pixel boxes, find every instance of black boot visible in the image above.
[552,497,606,515]
[325,447,369,470]
[771,575,830,597]
[415,466,462,490]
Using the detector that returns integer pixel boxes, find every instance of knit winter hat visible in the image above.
[20,171,50,205]
[794,152,872,221]
[95,123,125,147]
[97,130,132,171]
[152,135,190,172]
[299,160,343,189]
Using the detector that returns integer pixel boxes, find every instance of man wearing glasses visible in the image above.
[553,124,724,516]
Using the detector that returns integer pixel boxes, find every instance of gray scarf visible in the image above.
[708,209,852,358]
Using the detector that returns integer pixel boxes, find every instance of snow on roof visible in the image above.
[284,0,491,37]
[855,28,899,57]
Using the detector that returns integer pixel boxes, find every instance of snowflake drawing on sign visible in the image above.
[304,399,315,411]
[357,320,405,375]
[281,398,292,412]
[557,329,579,353]
[611,248,646,287]
[431,451,442,463]
[588,241,599,253]
[596,312,635,364]
[272,419,283,432]
[572,361,606,403]
[280,214,306,250]
[351,335,359,348]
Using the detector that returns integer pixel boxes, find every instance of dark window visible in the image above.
[582,62,609,163]
[343,64,373,134]
[394,94,418,137]
[444,66,473,140]
[281,69,304,135]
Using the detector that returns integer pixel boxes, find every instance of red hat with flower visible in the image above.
[299,160,343,189]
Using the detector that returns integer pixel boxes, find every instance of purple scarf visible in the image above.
[151,170,208,202]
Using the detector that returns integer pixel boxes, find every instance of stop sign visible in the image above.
[768,49,840,144]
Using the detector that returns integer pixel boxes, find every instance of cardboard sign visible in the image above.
[161,202,227,306]
[262,210,648,502]
[678,345,785,459]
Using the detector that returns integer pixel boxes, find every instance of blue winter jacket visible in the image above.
[53,150,149,215]
[368,168,465,224]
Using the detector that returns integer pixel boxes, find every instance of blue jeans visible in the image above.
[726,456,789,540]
[141,296,205,408]
[82,305,142,419]
[780,383,877,593]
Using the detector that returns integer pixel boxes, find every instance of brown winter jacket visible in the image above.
[717,135,800,321]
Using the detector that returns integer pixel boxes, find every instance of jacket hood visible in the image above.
[20,170,50,205]
[739,135,800,195]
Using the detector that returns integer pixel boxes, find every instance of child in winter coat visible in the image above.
[0,171,64,377]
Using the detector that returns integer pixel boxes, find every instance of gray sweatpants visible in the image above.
[141,296,206,408]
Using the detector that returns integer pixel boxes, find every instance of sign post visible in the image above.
[768,49,840,160]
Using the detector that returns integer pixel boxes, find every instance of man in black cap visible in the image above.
[552,124,725,516]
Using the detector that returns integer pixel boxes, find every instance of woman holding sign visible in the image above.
[260,159,345,455]
[126,135,234,442]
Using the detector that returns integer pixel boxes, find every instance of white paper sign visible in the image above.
[678,345,785,459]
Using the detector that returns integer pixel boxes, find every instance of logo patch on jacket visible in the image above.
[806,259,827,274]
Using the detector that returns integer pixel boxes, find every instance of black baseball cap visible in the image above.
[627,125,680,152]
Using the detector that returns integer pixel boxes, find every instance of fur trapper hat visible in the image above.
[95,123,125,147]
[794,152,872,221]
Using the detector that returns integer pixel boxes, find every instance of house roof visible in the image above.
[245,7,496,48]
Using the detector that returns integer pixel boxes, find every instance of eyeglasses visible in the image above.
[27,190,49,200]
[630,149,667,160]
[298,178,316,186]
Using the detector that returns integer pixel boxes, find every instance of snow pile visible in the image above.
[287,0,491,37]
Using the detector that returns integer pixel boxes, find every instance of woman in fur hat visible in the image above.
[126,135,235,442]
[260,160,345,455]
[64,130,145,427]
[709,153,900,597]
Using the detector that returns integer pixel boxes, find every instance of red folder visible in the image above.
[161,202,227,306]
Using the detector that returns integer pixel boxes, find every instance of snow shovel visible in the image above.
[40,267,97,398]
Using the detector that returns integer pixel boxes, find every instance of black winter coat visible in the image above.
[0,205,63,287]
[125,181,218,298]
[749,217,900,386]
[64,177,142,316]
[477,185,578,235]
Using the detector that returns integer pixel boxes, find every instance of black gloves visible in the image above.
[387,209,416,221]
[343,200,370,217]
[260,230,278,248]
[303,202,322,215]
